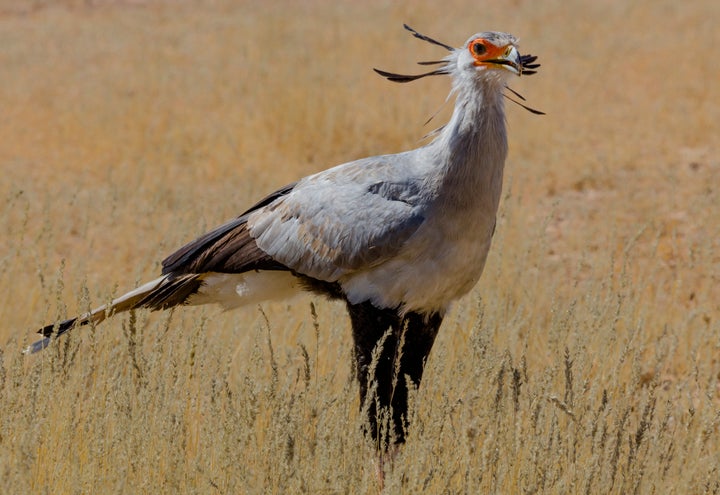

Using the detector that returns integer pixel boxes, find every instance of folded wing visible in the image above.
[162,157,427,282]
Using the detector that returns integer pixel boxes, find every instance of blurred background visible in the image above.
[0,1,718,492]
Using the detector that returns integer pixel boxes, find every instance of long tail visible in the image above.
[25,273,203,354]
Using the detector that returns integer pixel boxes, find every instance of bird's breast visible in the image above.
[340,203,497,314]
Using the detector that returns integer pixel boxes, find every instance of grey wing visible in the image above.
[161,157,426,281]
[247,159,426,281]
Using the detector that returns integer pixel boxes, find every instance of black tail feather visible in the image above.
[39,316,80,338]
[28,274,203,354]
[136,275,203,311]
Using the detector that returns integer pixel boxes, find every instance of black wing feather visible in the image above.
[162,182,297,275]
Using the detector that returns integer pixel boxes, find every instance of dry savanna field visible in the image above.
[1,1,719,493]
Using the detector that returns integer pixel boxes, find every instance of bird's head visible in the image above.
[458,32,522,79]
[375,25,542,114]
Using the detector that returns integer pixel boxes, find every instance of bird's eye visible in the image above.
[470,41,487,56]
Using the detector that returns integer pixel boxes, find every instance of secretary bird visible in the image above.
[27,25,540,452]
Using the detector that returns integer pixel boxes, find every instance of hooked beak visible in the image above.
[483,45,522,76]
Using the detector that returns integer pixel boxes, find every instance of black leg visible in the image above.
[346,301,442,448]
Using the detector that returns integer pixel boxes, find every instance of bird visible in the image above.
[27,25,540,453]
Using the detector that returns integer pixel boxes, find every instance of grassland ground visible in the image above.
[1,1,719,493]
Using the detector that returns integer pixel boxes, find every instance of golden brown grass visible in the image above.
[1,0,719,493]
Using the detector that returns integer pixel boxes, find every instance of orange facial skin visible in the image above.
[468,38,519,74]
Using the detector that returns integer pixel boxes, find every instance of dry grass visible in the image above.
[1,0,719,493]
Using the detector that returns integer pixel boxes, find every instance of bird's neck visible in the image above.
[429,79,508,211]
